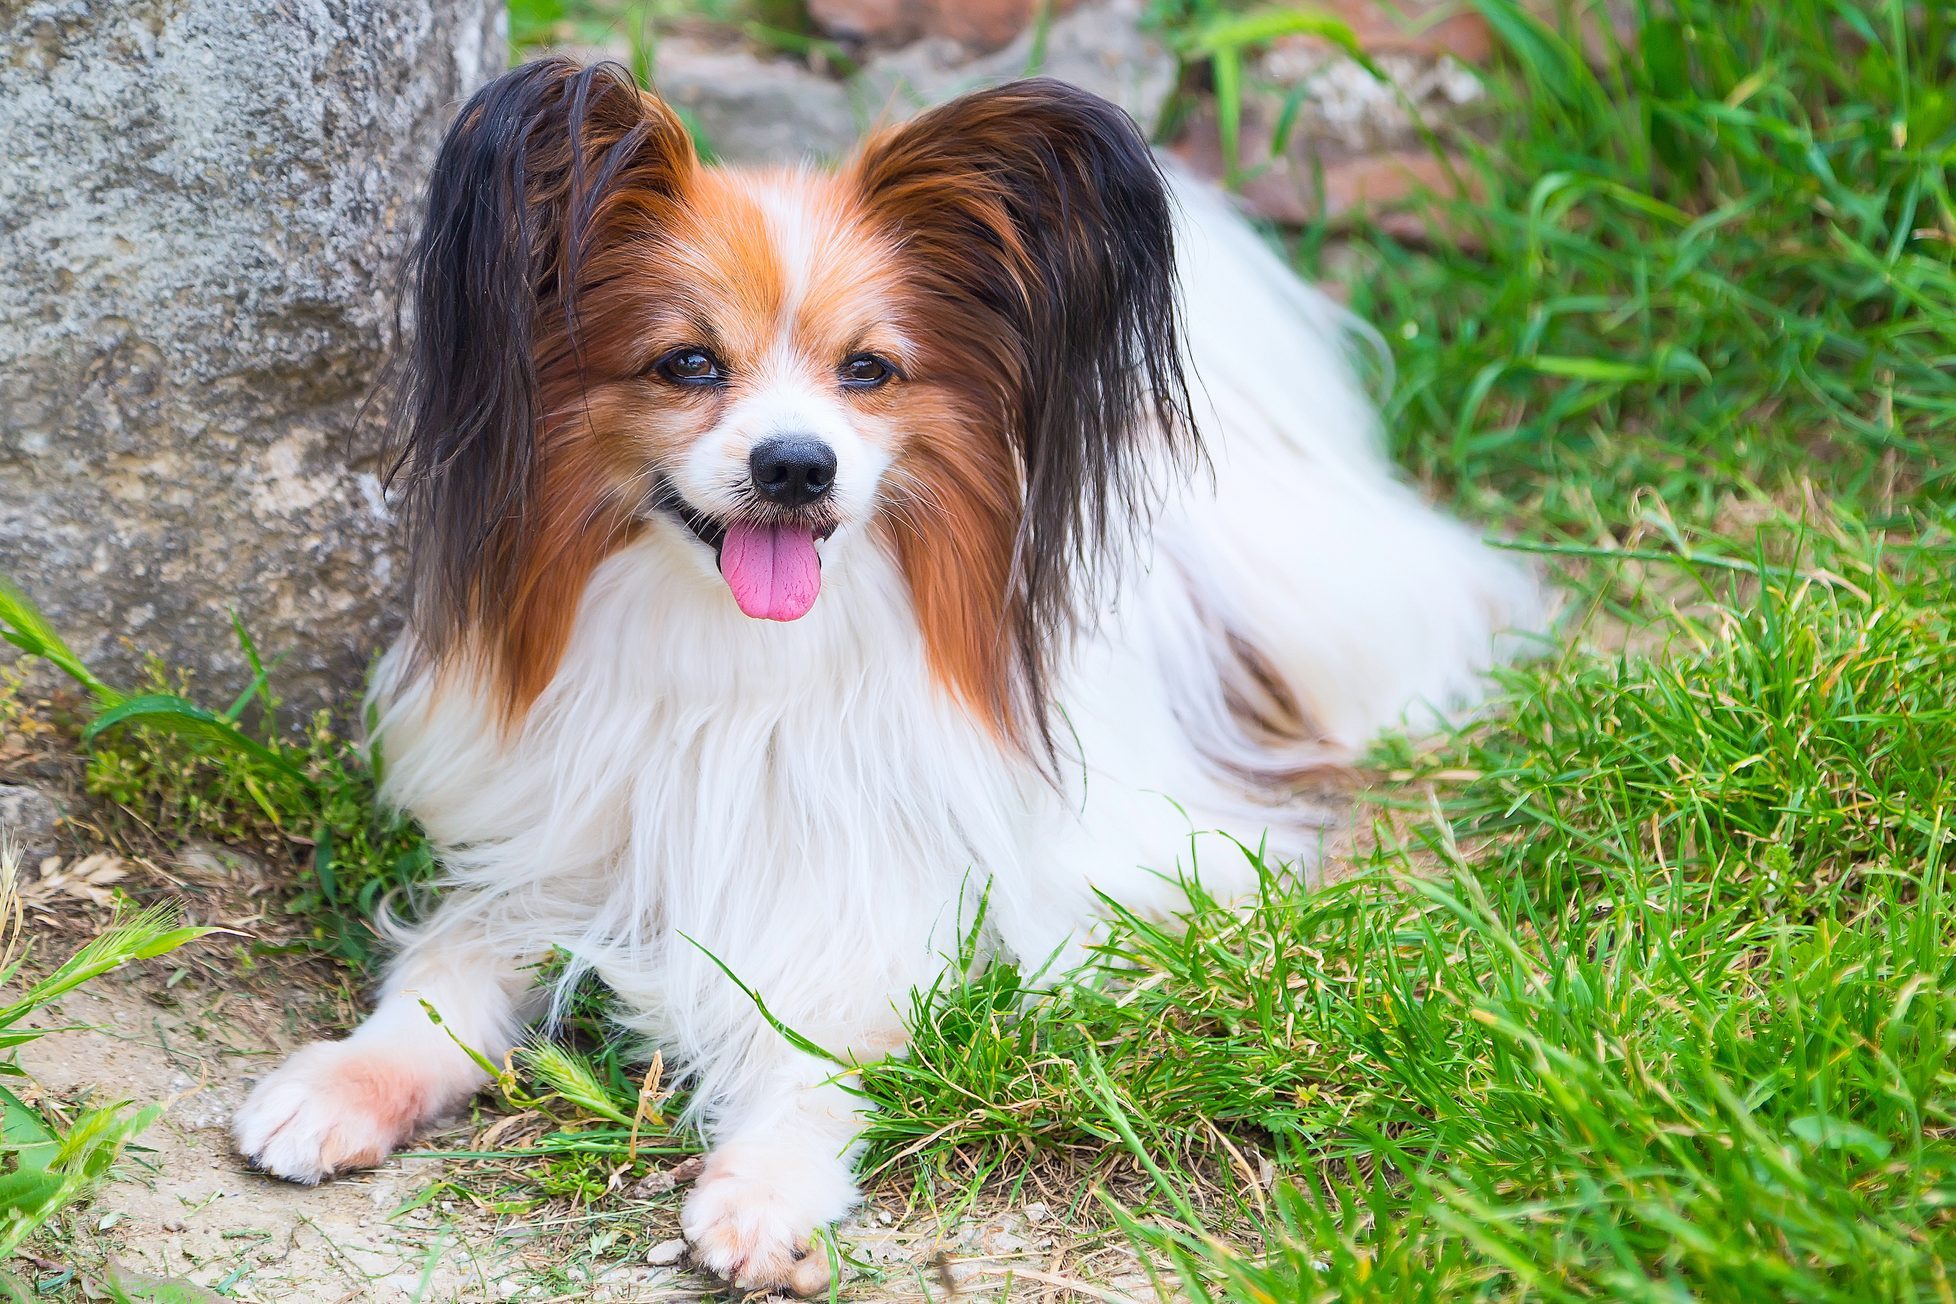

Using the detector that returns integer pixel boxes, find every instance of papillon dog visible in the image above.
[234,57,1538,1294]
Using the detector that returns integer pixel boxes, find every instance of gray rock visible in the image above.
[855,0,1175,137]
[0,0,504,721]
[0,783,62,864]
[1256,44,1486,156]
[652,36,861,164]
[638,0,1173,167]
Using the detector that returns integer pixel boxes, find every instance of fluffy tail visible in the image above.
[1166,169,1544,748]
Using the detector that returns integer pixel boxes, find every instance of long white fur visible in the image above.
[233,169,1540,1288]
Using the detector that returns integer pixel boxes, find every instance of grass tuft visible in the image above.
[1339,0,1955,533]
[0,586,432,968]
[0,837,207,1280]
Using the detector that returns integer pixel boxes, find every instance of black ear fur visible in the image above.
[388,57,691,661]
[852,78,1200,756]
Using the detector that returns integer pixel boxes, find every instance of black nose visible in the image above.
[748,436,837,508]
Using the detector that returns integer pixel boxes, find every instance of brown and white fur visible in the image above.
[233,59,1539,1294]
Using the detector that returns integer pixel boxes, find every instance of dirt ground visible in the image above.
[11,851,1164,1303]
[20,955,503,1302]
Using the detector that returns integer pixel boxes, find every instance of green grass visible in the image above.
[1338,0,1955,534]
[860,523,1956,1300]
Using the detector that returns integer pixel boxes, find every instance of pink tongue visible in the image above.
[718,522,822,621]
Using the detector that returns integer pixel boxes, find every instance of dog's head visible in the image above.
[392,57,1193,751]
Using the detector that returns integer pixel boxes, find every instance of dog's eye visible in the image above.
[839,353,896,389]
[656,349,723,385]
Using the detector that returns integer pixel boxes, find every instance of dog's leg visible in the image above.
[680,1053,867,1298]
[233,912,530,1184]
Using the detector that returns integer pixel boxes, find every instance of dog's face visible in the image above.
[393,59,1193,749]
[566,170,926,622]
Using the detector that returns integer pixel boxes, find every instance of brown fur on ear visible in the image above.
[879,398,1023,741]
[848,79,1199,757]
[389,57,696,717]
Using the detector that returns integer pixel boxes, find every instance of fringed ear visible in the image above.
[847,78,1198,758]
[389,57,695,684]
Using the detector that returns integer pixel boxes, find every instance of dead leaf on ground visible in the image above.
[24,853,128,908]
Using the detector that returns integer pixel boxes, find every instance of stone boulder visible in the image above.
[644,0,1174,167]
[0,783,63,867]
[0,0,503,719]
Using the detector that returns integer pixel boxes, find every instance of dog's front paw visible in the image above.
[681,1139,858,1296]
[233,1040,435,1184]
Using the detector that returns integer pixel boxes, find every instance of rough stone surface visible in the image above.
[0,0,504,719]
[634,0,1173,166]
[1257,44,1485,155]
[0,782,62,865]
[856,0,1173,138]
[651,35,861,164]
[1166,9,1490,236]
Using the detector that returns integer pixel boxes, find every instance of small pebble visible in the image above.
[646,1237,687,1267]
[1022,1202,1050,1225]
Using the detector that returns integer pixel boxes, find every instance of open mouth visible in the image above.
[652,478,837,623]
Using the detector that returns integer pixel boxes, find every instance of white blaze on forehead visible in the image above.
[745,172,826,347]
[730,168,917,373]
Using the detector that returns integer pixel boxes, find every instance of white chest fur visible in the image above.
[371,524,1040,1059]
